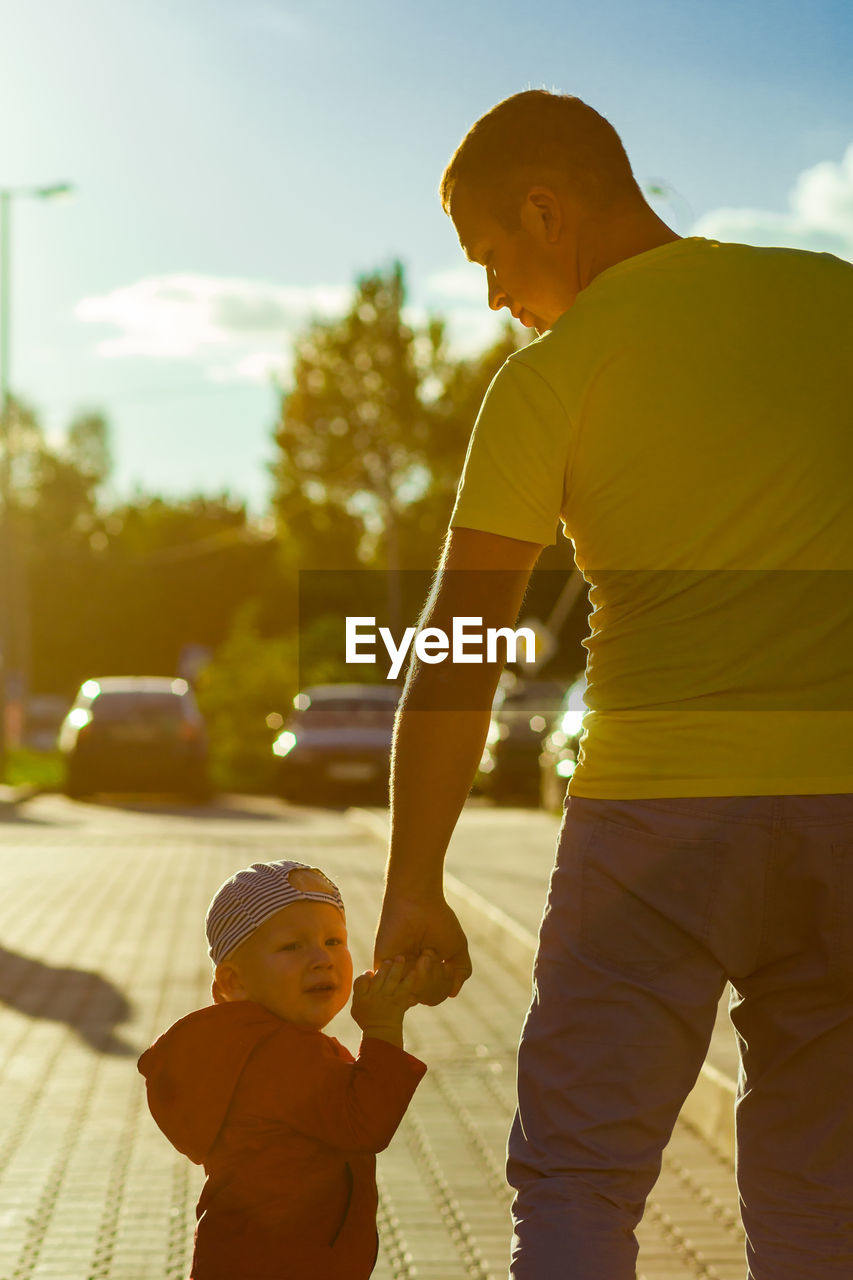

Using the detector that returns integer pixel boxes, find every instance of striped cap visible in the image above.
[205,860,345,964]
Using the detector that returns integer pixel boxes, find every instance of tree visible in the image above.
[270,260,528,668]
[272,266,526,573]
[194,601,298,793]
[24,476,284,696]
[393,319,521,567]
[272,261,435,574]
[66,410,111,488]
[2,398,113,720]
[2,400,285,708]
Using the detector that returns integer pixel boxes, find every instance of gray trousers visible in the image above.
[507,794,853,1279]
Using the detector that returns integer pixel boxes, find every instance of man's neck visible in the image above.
[575,206,682,293]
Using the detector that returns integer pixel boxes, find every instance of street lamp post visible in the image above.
[0,182,73,782]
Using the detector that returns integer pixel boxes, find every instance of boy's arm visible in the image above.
[249,1028,425,1153]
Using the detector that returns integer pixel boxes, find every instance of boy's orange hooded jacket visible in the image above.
[138,1001,426,1280]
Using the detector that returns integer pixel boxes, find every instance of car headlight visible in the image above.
[560,709,585,736]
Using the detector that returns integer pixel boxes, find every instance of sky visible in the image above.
[1,0,852,515]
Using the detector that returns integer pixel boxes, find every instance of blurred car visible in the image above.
[538,673,589,813]
[58,676,211,801]
[272,683,401,804]
[477,679,567,804]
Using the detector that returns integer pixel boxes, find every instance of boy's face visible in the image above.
[217,899,353,1029]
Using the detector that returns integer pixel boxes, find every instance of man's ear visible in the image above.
[522,186,563,244]
[213,961,248,1003]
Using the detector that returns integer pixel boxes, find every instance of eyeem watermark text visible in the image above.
[345,616,537,680]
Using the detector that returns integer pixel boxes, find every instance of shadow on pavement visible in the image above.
[0,945,137,1056]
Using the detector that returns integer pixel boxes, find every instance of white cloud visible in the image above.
[75,267,517,385]
[693,144,853,259]
[419,264,524,357]
[425,262,488,304]
[75,274,353,383]
[209,351,289,385]
[437,306,515,358]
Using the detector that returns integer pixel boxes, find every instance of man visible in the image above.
[374,89,853,1279]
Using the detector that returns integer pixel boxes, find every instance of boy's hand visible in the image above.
[406,949,453,1007]
[351,956,420,1047]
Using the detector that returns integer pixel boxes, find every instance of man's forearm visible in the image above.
[383,527,540,897]
[386,690,494,896]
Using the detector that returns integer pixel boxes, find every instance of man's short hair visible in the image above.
[440,89,641,228]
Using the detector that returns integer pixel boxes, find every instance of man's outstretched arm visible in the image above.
[374,526,543,998]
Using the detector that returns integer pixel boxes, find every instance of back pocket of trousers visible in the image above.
[580,819,722,975]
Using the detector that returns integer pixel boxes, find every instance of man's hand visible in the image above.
[374,888,472,1004]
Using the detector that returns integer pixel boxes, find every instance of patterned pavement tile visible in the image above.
[0,794,745,1279]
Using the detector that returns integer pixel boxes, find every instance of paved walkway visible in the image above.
[0,793,746,1279]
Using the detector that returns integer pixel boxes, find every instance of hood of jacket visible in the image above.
[138,1001,285,1164]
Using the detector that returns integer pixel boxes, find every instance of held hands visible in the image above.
[373,890,473,1006]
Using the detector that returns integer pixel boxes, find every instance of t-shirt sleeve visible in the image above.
[450,355,572,546]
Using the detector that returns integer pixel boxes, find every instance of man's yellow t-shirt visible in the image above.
[450,237,853,798]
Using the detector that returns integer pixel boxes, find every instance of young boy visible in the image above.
[138,859,429,1280]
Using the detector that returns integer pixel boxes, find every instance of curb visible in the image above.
[0,783,44,808]
[347,805,737,1162]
